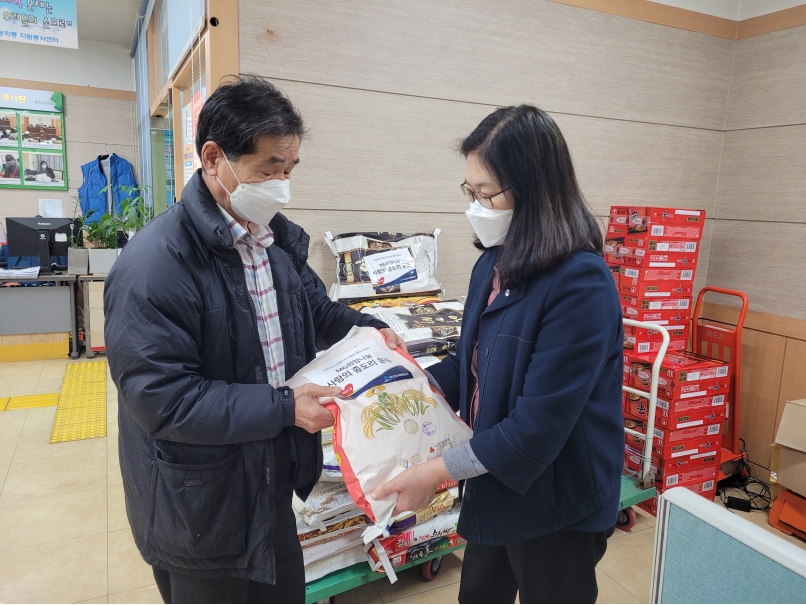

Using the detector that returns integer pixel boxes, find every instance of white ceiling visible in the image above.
[649,0,806,20]
[76,0,140,47]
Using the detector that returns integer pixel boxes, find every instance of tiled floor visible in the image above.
[0,357,804,604]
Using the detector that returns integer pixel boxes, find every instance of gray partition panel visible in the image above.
[0,286,72,335]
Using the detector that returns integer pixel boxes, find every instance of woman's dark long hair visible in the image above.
[461,105,602,288]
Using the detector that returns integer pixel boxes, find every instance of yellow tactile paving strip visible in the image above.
[6,393,60,411]
[0,398,8,412]
[50,361,107,443]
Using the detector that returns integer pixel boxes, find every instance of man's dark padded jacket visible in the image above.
[104,171,386,583]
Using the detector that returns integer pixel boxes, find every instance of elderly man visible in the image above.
[105,75,402,604]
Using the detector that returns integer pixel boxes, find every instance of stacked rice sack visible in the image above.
[360,300,464,360]
[325,231,442,302]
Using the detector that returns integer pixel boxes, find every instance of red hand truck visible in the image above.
[691,286,750,481]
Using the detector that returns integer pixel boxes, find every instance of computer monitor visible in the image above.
[6,217,79,274]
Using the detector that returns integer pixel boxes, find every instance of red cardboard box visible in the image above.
[623,324,690,354]
[637,478,717,516]
[620,267,696,285]
[631,368,730,400]
[626,429,722,460]
[625,416,722,449]
[622,295,691,314]
[659,378,730,401]
[627,308,692,327]
[660,462,719,490]
[620,251,699,270]
[367,534,467,573]
[624,323,690,342]
[625,337,688,355]
[624,393,726,429]
[620,235,700,255]
[647,207,705,227]
[624,445,720,478]
[631,351,730,398]
[609,206,647,226]
[653,351,730,383]
[608,207,705,241]
[620,279,694,298]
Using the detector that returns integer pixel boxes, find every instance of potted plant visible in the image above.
[118,184,153,243]
[84,212,122,275]
[83,184,151,274]
[67,197,90,275]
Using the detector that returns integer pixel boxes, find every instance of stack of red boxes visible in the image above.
[606,206,726,515]
[624,352,730,514]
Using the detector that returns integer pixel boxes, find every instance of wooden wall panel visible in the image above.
[553,115,723,217]
[702,302,806,342]
[2,189,80,226]
[63,96,138,146]
[692,219,714,298]
[738,329,786,468]
[706,220,806,321]
[276,81,488,216]
[714,125,806,223]
[283,209,480,300]
[726,24,806,130]
[274,81,723,217]
[240,0,733,130]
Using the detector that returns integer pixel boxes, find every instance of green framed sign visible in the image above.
[0,88,67,191]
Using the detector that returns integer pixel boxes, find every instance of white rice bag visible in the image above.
[286,326,472,548]
[361,300,464,357]
[304,543,367,582]
[325,230,441,301]
[292,481,360,531]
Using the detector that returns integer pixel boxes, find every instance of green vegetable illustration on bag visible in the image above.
[360,387,439,440]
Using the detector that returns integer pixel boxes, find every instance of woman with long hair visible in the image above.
[372,105,624,604]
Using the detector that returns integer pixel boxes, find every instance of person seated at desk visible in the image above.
[2,154,18,178]
[0,128,16,142]
[36,160,56,181]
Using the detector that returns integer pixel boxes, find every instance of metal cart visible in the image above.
[691,286,749,481]
[616,320,671,530]
[305,542,465,603]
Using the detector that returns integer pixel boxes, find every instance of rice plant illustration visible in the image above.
[361,387,438,439]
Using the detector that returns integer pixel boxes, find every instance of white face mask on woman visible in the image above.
[217,155,291,226]
[465,201,513,248]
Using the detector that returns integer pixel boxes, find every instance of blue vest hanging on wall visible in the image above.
[78,154,139,223]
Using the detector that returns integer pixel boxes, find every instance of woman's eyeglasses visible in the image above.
[460,182,510,209]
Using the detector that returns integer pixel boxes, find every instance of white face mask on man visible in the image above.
[465,201,513,248]
[216,155,291,226]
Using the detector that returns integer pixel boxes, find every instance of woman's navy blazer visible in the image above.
[429,249,624,545]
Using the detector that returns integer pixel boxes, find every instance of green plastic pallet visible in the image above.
[305,542,465,603]
[619,473,656,510]
[306,477,649,603]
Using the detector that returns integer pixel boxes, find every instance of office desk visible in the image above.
[0,274,80,358]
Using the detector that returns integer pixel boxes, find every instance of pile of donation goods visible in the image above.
[290,231,471,584]
[606,206,731,515]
